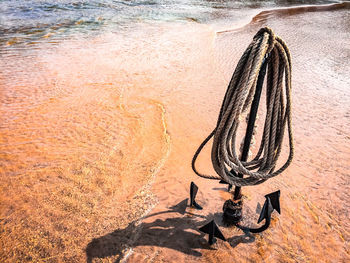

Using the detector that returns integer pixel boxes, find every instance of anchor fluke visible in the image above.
[237,190,280,233]
[258,190,280,223]
[265,190,281,214]
[199,220,226,245]
[190,182,202,210]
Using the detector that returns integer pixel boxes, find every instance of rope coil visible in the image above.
[192,27,294,187]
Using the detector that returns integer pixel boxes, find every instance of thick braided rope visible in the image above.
[192,27,294,187]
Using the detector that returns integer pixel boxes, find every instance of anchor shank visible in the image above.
[233,57,268,200]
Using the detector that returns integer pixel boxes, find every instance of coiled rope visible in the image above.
[192,27,294,187]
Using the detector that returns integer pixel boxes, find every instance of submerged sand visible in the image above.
[1,3,349,263]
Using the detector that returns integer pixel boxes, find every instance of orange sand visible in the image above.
[1,3,349,263]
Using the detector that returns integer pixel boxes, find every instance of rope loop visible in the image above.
[192,27,294,187]
[254,27,275,54]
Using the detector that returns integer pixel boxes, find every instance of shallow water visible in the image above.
[1,1,349,262]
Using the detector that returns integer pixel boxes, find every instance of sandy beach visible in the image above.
[1,1,349,262]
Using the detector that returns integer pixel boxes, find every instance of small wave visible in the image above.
[252,1,350,23]
[113,0,158,7]
[217,2,350,34]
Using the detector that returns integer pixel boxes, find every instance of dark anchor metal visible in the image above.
[199,220,226,245]
[222,198,243,225]
[190,182,203,210]
[237,190,281,233]
[223,57,268,225]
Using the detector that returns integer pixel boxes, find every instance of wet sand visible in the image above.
[1,3,350,263]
